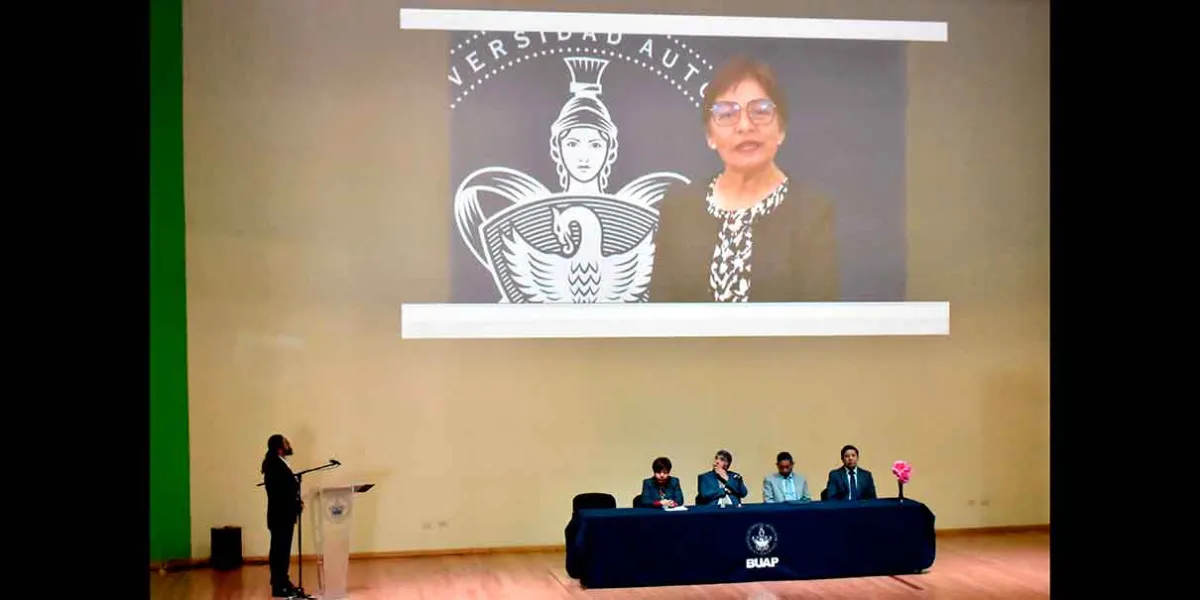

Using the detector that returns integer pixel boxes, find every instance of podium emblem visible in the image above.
[745,523,778,556]
[328,497,350,524]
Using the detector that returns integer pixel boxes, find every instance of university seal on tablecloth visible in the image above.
[746,523,778,555]
[745,523,780,569]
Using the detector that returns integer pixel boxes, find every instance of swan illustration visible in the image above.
[499,205,654,303]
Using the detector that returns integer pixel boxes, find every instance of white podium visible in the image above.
[309,483,374,599]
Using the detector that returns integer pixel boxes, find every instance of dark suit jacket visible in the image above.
[697,470,749,506]
[639,476,685,508]
[648,179,840,302]
[824,467,877,501]
[263,456,300,530]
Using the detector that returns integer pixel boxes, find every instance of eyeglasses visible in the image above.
[709,98,777,127]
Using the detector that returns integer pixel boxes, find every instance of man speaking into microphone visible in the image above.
[261,434,302,598]
[697,449,749,507]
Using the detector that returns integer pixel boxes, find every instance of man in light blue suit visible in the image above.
[762,451,811,503]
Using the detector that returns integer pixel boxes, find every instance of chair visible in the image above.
[572,492,616,513]
[632,495,642,508]
[695,494,705,505]
[567,493,617,578]
[820,488,829,501]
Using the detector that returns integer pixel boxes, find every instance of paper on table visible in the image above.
[663,505,688,511]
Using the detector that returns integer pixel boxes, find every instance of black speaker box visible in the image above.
[210,526,243,571]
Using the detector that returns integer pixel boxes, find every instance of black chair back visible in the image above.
[572,492,616,512]
[820,488,829,501]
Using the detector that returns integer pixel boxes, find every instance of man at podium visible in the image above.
[261,434,303,598]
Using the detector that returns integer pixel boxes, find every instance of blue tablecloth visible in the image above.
[566,499,935,589]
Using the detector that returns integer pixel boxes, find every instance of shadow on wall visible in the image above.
[288,425,318,555]
[346,469,391,552]
[980,369,1050,527]
[292,425,318,470]
[291,426,392,554]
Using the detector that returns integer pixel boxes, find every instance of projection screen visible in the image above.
[397,9,950,339]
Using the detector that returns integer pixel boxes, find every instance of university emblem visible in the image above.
[328,497,349,524]
[746,523,778,556]
[449,32,715,302]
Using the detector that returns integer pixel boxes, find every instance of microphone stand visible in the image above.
[293,460,340,599]
[260,459,340,600]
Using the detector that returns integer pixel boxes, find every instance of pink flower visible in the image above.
[892,460,912,484]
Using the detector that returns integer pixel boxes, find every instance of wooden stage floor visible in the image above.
[150,530,1049,599]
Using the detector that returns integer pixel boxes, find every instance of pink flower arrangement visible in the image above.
[892,460,912,484]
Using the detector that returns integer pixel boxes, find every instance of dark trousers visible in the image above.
[268,523,295,590]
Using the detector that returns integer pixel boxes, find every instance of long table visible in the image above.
[566,499,935,589]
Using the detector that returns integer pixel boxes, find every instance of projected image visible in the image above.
[448,32,907,304]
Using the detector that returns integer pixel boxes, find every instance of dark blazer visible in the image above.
[648,179,840,302]
[824,467,877,501]
[639,476,685,508]
[263,455,300,530]
[697,470,750,506]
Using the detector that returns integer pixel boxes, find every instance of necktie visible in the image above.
[848,470,858,499]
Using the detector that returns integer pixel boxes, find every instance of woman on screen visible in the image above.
[639,457,685,508]
[647,55,840,302]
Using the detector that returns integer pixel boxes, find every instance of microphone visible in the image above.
[330,458,341,466]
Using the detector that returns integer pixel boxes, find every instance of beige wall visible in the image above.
[184,0,1049,558]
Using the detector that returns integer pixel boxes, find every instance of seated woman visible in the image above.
[639,457,685,508]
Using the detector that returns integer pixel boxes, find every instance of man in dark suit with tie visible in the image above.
[823,444,877,501]
[262,434,303,598]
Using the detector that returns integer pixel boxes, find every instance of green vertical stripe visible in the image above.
[150,0,191,563]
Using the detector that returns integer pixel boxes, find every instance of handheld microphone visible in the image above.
[330,458,341,466]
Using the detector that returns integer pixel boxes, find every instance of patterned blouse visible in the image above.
[706,176,788,302]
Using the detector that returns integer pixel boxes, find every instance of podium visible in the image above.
[309,483,375,599]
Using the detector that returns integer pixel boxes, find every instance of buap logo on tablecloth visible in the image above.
[449,32,714,303]
[745,523,779,568]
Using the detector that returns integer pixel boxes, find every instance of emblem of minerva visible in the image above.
[751,526,773,553]
[452,56,690,303]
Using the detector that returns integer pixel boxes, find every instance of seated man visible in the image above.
[639,457,685,508]
[823,444,877,501]
[696,449,749,507]
[762,451,810,503]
